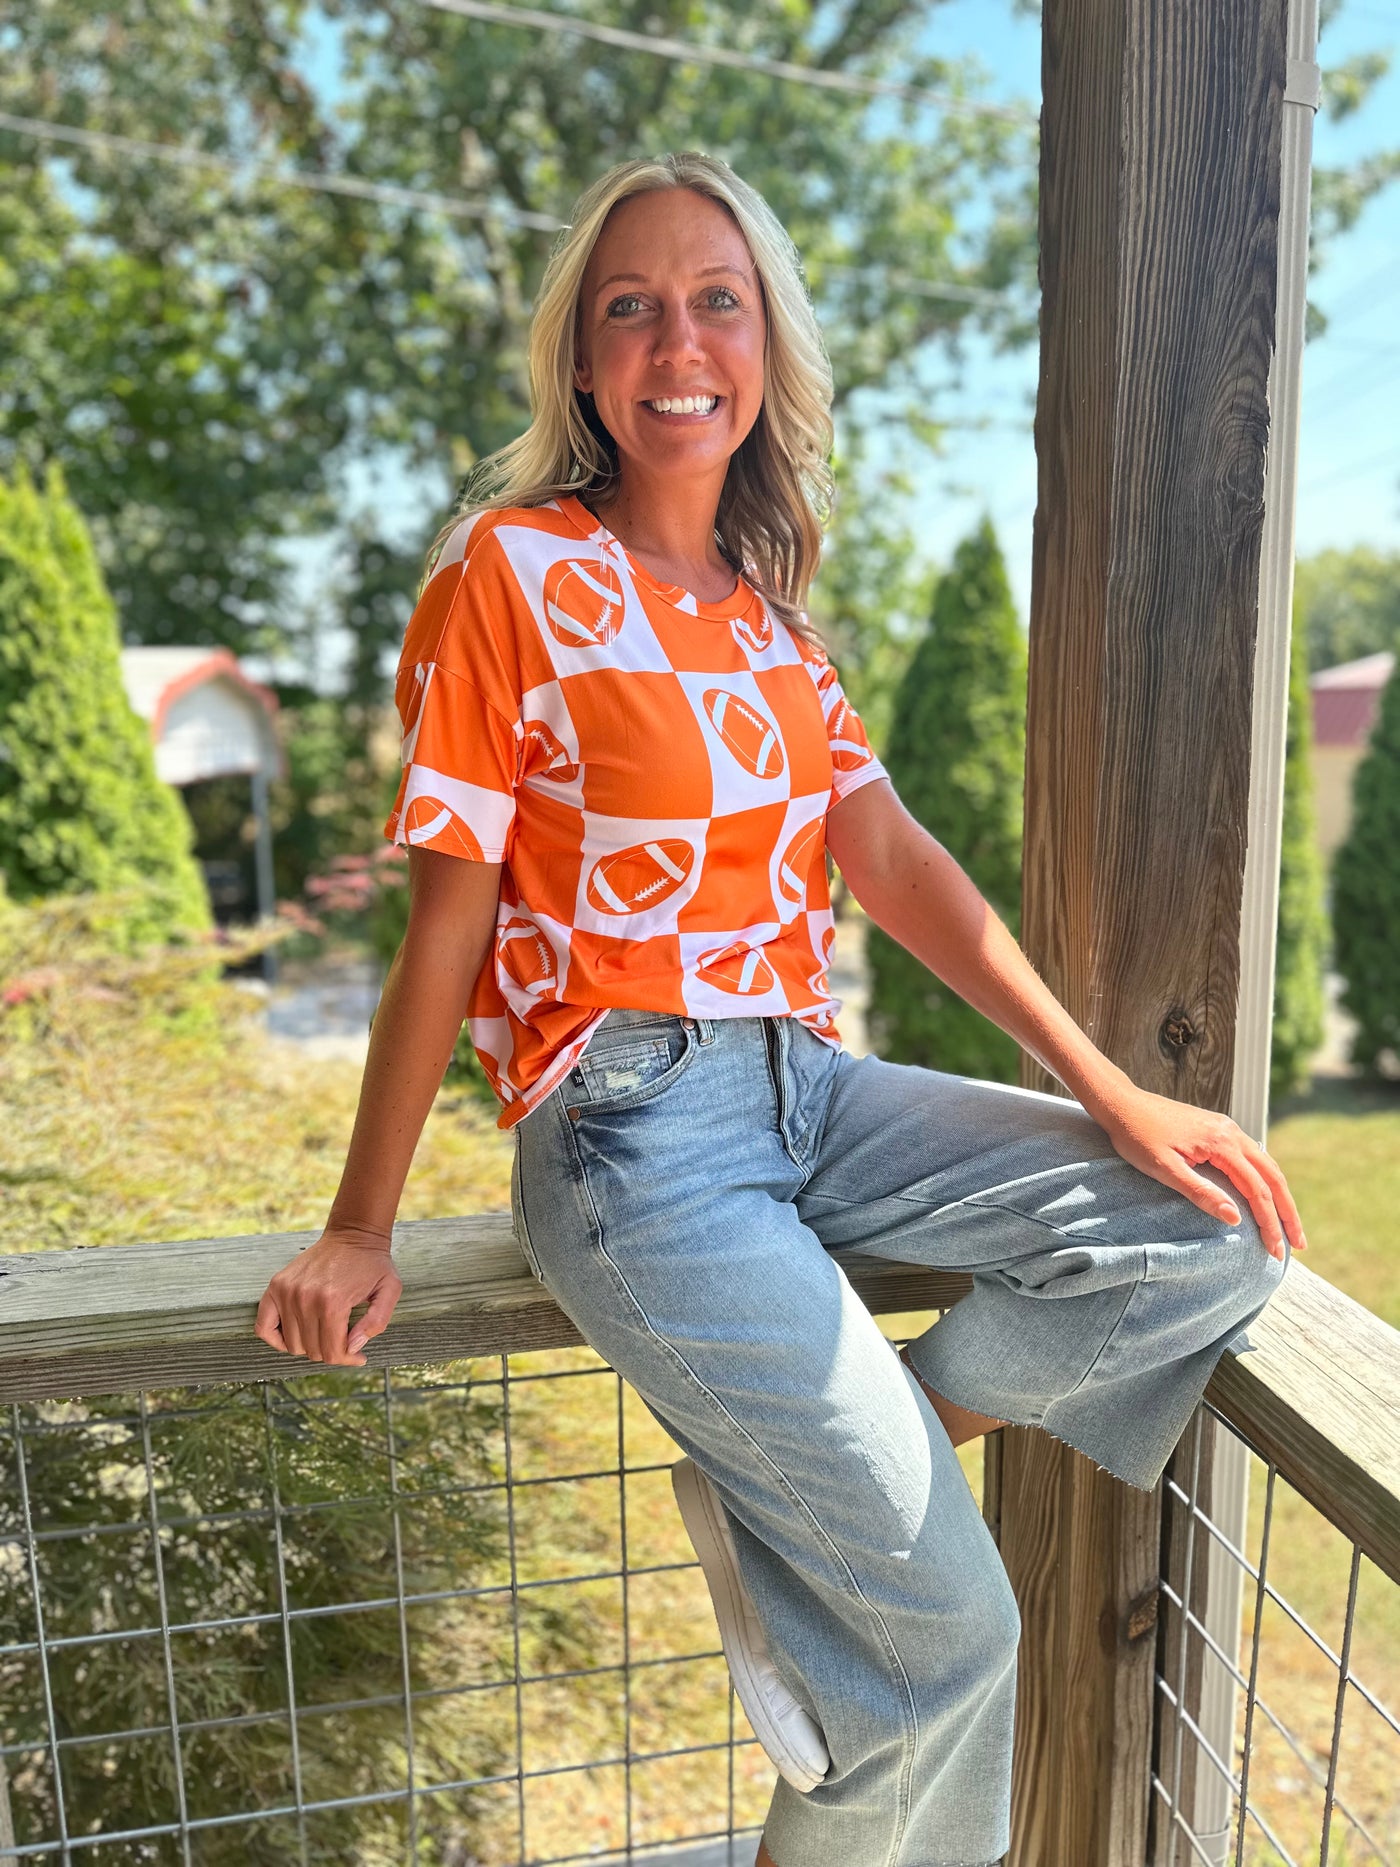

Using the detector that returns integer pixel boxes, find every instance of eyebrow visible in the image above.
[594,263,752,293]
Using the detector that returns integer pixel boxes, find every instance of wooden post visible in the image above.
[990,2,1288,1862]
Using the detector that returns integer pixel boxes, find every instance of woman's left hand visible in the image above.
[1090,1085,1305,1264]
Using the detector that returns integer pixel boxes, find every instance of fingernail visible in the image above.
[349,1335,366,1353]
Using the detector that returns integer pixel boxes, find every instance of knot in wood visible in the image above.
[1160,1010,1197,1052]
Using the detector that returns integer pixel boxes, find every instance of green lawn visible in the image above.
[1267,1075,1400,1328]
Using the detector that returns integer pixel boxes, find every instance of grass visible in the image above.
[1268,1074,1400,1328]
[2,912,1396,1864]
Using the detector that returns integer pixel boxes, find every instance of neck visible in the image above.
[589,465,732,582]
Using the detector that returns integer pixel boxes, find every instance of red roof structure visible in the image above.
[1310,650,1394,750]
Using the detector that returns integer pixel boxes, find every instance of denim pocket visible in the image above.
[510,1138,546,1282]
[567,1018,700,1117]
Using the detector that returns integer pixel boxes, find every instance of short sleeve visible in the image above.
[382,524,523,862]
[809,648,890,806]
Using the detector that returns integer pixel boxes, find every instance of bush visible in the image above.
[1271,605,1327,1099]
[305,845,499,1107]
[864,518,1027,1081]
[1332,654,1400,1073]
[0,460,211,950]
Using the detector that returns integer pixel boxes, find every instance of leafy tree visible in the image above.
[1,0,1044,683]
[1293,546,1400,672]
[0,459,210,949]
[1270,604,1327,1099]
[1332,653,1400,1074]
[863,517,1026,1081]
[809,445,934,753]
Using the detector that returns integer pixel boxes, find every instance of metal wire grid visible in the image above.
[1150,1400,1398,1867]
[6,1335,925,1866]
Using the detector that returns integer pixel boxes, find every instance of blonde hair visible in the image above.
[419,151,834,646]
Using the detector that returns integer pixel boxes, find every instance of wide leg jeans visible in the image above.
[509,1007,1289,1867]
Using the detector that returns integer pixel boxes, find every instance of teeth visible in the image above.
[648,395,717,414]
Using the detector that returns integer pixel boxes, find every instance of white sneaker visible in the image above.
[671,1456,830,1793]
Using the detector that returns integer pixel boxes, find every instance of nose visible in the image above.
[651,299,706,371]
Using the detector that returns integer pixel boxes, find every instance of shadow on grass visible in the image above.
[1271,1073,1400,1123]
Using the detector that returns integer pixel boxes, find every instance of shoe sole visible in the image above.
[671,1457,828,1793]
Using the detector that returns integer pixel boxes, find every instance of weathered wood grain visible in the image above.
[1,1229,1393,1594]
[0,1216,973,1402]
[1009,0,1289,1860]
[1207,1252,1400,1585]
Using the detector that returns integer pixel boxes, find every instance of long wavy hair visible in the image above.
[418,151,835,646]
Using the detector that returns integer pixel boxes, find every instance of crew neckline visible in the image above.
[557,493,760,622]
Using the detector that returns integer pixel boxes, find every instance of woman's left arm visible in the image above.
[826,779,1305,1262]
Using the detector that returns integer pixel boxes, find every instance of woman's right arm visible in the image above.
[254,848,504,1367]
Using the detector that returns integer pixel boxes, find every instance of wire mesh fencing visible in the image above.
[1151,1400,1399,1867]
[6,1319,1395,1867]
[0,1315,965,1867]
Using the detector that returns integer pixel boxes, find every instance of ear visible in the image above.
[573,354,593,396]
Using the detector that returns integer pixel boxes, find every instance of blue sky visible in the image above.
[289,0,1400,679]
[897,0,1400,621]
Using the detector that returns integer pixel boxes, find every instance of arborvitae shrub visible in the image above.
[864,517,1027,1081]
[1332,653,1400,1072]
[0,459,210,950]
[1270,605,1327,1099]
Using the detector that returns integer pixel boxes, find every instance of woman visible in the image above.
[257,150,1303,1867]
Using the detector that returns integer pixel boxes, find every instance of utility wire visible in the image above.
[1301,440,1400,492]
[0,109,1032,312]
[0,107,563,230]
[417,0,1038,125]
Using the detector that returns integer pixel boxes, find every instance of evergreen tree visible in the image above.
[1270,604,1328,1099]
[0,460,210,950]
[864,518,1026,1081]
[1332,652,1400,1072]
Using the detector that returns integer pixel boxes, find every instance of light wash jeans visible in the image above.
[509,1006,1289,1867]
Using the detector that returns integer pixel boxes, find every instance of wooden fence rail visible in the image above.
[3,1225,1397,1587]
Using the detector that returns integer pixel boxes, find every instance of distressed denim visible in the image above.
[509,1006,1290,1867]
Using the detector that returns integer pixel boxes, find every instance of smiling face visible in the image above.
[573,186,767,494]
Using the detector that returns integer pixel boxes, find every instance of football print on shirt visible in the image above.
[573,814,708,934]
[703,688,786,780]
[383,495,891,1131]
[543,555,624,648]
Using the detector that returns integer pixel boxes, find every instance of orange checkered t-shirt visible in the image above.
[383,494,891,1131]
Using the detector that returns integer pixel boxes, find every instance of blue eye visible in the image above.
[604,286,742,318]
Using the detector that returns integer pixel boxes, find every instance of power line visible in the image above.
[0,109,1031,313]
[824,264,1030,309]
[1301,441,1400,492]
[418,0,1038,125]
[0,107,563,231]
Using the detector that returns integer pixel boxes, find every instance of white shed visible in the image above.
[119,647,284,960]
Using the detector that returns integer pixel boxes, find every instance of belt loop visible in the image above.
[696,1016,715,1046]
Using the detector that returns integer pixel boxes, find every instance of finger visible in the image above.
[1243,1142,1308,1254]
[280,1295,308,1359]
[254,1291,287,1354]
[301,1303,329,1365]
[1205,1152,1286,1259]
[349,1278,402,1355]
[326,1304,368,1366]
[1170,1163,1242,1228]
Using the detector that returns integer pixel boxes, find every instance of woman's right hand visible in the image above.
[255,1225,404,1367]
